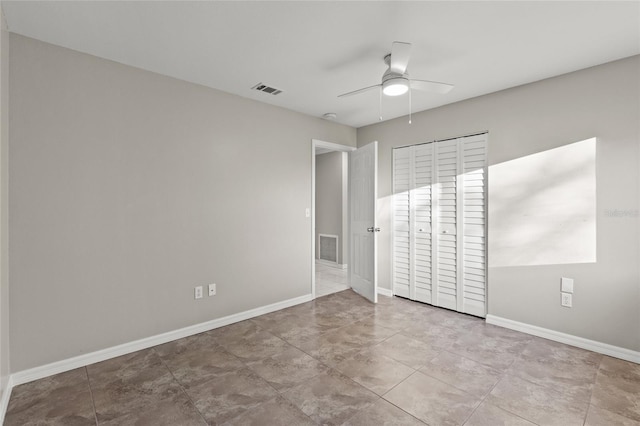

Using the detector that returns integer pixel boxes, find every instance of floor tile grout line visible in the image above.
[458,362,515,425]
[153,348,210,426]
[84,366,100,426]
[377,370,432,424]
[379,369,420,399]
[581,355,606,426]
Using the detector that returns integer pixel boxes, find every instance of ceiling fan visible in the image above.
[338,42,454,98]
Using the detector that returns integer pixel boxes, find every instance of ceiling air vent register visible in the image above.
[251,83,283,95]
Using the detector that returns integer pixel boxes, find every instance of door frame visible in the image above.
[311,139,356,299]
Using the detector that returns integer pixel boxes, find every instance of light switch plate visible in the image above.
[208,283,216,296]
[561,277,574,293]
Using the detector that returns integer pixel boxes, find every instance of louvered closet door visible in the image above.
[433,140,459,311]
[460,135,487,316]
[392,148,411,299]
[412,144,434,304]
[391,134,487,318]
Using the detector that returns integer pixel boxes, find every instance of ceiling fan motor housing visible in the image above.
[382,53,409,96]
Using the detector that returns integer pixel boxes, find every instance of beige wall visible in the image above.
[0,6,10,401]
[358,56,640,352]
[9,34,356,371]
[315,151,345,265]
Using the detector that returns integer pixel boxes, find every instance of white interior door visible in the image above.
[349,141,378,303]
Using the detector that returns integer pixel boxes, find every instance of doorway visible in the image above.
[311,140,355,298]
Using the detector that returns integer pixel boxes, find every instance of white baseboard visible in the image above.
[377,287,393,297]
[0,375,13,424]
[10,293,314,388]
[486,314,640,364]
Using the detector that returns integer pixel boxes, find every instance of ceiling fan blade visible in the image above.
[338,84,381,98]
[390,42,412,74]
[410,79,454,94]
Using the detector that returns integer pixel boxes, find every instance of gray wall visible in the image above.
[0,7,10,400]
[9,34,356,371]
[315,151,345,265]
[358,56,640,352]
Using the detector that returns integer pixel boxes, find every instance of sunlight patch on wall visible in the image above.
[489,138,596,267]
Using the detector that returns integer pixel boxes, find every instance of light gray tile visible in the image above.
[449,330,529,370]
[384,371,481,426]
[508,338,599,402]
[159,342,244,389]
[369,333,441,369]
[246,346,329,391]
[221,395,316,426]
[336,349,415,395]
[585,404,640,426]
[421,351,503,398]
[219,329,293,362]
[99,390,206,426]
[5,369,96,426]
[343,398,426,426]
[281,369,378,425]
[401,323,470,350]
[487,375,589,425]
[464,401,536,426]
[590,356,640,421]
[185,367,279,425]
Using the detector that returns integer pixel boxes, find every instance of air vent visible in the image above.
[251,82,283,95]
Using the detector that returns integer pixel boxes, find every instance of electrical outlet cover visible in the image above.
[561,292,572,308]
[195,286,203,299]
[561,277,574,293]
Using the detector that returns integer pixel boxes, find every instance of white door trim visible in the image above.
[311,139,356,299]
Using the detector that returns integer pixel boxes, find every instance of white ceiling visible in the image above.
[2,1,639,128]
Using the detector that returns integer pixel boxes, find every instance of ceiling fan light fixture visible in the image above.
[382,77,409,96]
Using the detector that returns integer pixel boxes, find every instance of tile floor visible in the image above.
[5,290,640,425]
[315,261,349,297]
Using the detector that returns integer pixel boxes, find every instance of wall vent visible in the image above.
[251,82,283,95]
[318,234,339,264]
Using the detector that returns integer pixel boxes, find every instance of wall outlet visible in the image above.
[194,286,203,299]
[208,283,216,296]
[561,292,572,308]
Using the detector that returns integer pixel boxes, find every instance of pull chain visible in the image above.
[379,87,383,121]
[409,86,412,124]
